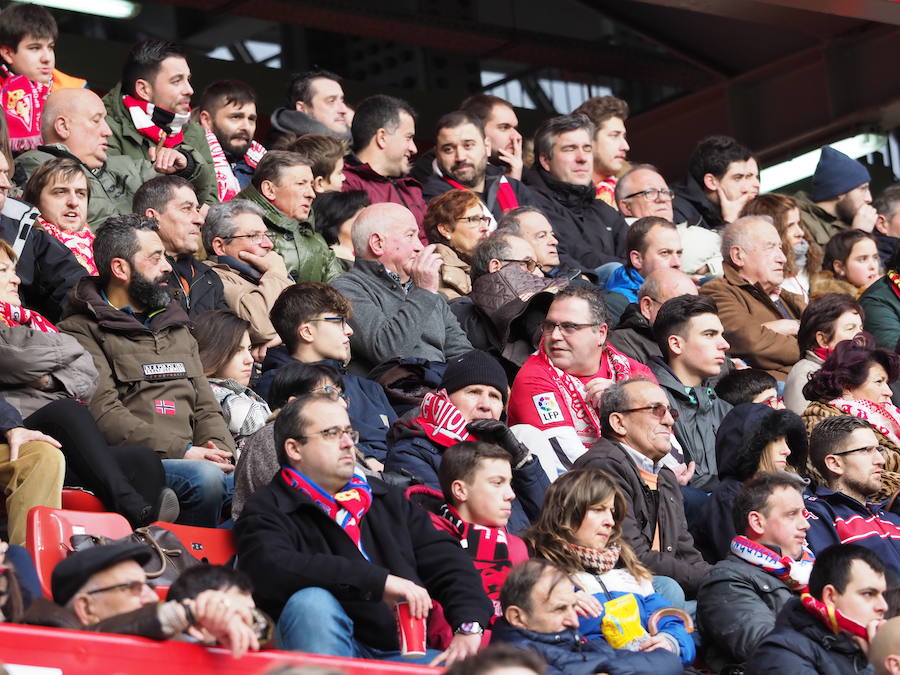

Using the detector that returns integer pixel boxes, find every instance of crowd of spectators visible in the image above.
[2,3,900,673]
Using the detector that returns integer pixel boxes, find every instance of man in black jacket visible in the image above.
[747,543,888,674]
[235,393,492,666]
[133,175,227,318]
[522,113,627,272]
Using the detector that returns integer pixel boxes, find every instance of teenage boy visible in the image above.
[279,133,348,195]
[714,368,782,408]
[407,440,529,644]
[0,3,85,152]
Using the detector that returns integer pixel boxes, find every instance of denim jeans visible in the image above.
[161,459,234,527]
[275,587,442,663]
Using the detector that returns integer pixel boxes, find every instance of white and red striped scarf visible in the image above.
[0,301,58,333]
[38,217,97,275]
[830,397,900,448]
[123,94,189,148]
[205,128,267,202]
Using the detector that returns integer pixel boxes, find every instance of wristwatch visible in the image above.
[455,621,484,636]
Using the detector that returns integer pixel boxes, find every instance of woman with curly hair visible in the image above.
[801,334,900,495]
[424,189,491,299]
[525,468,695,664]
[742,193,822,302]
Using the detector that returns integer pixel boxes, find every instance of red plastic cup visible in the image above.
[395,601,427,657]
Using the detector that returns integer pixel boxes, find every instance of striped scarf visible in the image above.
[123,94,189,148]
[205,128,267,202]
[0,301,58,333]
[730,535,814,593]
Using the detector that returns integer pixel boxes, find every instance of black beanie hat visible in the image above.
[812,146,870,203]
[440,350,509,404]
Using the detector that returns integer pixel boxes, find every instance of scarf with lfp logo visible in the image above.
[730,535,815,593]
[281,465,373,557]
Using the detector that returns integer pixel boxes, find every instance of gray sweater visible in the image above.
[332,258,472,376]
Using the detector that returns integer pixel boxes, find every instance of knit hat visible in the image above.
[52,542,153,606]
[440,350,509,404]
[812,147,870,203]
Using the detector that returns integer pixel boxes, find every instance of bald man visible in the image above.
[332,202,473,375]
[609,267,698,363]
[16,88,205,227]
[871,616,900,675]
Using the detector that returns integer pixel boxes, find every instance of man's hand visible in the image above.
[853,618,886,656]
[5,427,60,462]
[184,442,233,472]
[28,375,52,390]
[761,319,800,336]
[497,134,523,181]
[383,574,432,619]
[851,204,878,233]
[190,590,260,658]
[465,419,530,468]
[149,147,188,174]
[585,377,615,410]
[428,633,481,667]
[639,633,677,653]
[238,249,285,275]
[717,187,753,224]
[408,244,443,293]
[671,461,696,487]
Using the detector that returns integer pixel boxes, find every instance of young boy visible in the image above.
[406,440,528,644]
[715,368,782,409]
[279,133,347,193]
[0,3,85,152]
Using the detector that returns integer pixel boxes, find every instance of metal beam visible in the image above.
[626,24,900,179]
[754,0,900,26]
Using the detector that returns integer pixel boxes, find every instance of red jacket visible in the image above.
[343,158,428,242]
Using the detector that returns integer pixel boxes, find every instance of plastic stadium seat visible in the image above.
[150,521,236,565]
[26,506,132,599]
[61,488,105,512]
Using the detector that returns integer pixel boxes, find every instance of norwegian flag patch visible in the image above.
[154,400,176,416]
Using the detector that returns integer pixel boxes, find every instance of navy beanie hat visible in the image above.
[812,146,870,203]
[441,350,509,404]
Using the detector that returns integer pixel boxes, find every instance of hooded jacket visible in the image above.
[694,403,809,563]
[700,263,805,380]
[342,155,428,232]
[264,107,351,148]
[522,166,627,270]
[672,175,724,230]
[385,409,549,534]
[794,190,849,248]
[235,184,342,284]
[648,356,732,492]
[573,438,711,597]
[57,277,234,458]
[697,553,797,673]
[235,474,493,649]
[421,163,537,223]
[490,619,683,675]
[256,350,397,462]
[102,83,216,205]
[745,597,875,675]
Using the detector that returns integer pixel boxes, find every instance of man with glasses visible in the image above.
[573,378,711,600]
[804,416,900,577]
[507,285,653,467]
[203,199,293,361]
[616,163,724,277]
[260,282,397,467]
[236,393,492,665]
[41,541,259,657]
[236,150,342,283]
[700,215,805,381]
[133,175,228,318]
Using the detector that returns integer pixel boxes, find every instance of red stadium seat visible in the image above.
[150,521,236,565]
[61,488,105,512]
[25,506,133,599]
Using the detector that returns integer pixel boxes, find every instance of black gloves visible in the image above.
[465,419,532,469]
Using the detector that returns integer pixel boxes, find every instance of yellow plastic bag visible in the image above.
[600,594,648,649]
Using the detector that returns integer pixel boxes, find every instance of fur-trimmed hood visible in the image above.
[715,403,808,481]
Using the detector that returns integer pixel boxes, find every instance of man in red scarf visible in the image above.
[698,472,813,672]
[235,394,492,667]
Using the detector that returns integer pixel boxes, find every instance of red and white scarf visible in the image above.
[438,502,511,619]
[0,301,58,333]
[205,128,266,202]
[537,343,634,447]
[0,64,49,152]
[281,465,372,557]
[730,535,815,593]
[801,592,870,641]
[38,216,97,275]
[830,397,900,447]
[595,176,617,207]
[410,390,475,448]
[123,95,190,148]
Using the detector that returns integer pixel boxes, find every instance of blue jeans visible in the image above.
[276,587,442,663]
[162,459,234,527]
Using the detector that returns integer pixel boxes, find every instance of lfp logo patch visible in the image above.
[532,393,563,424]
